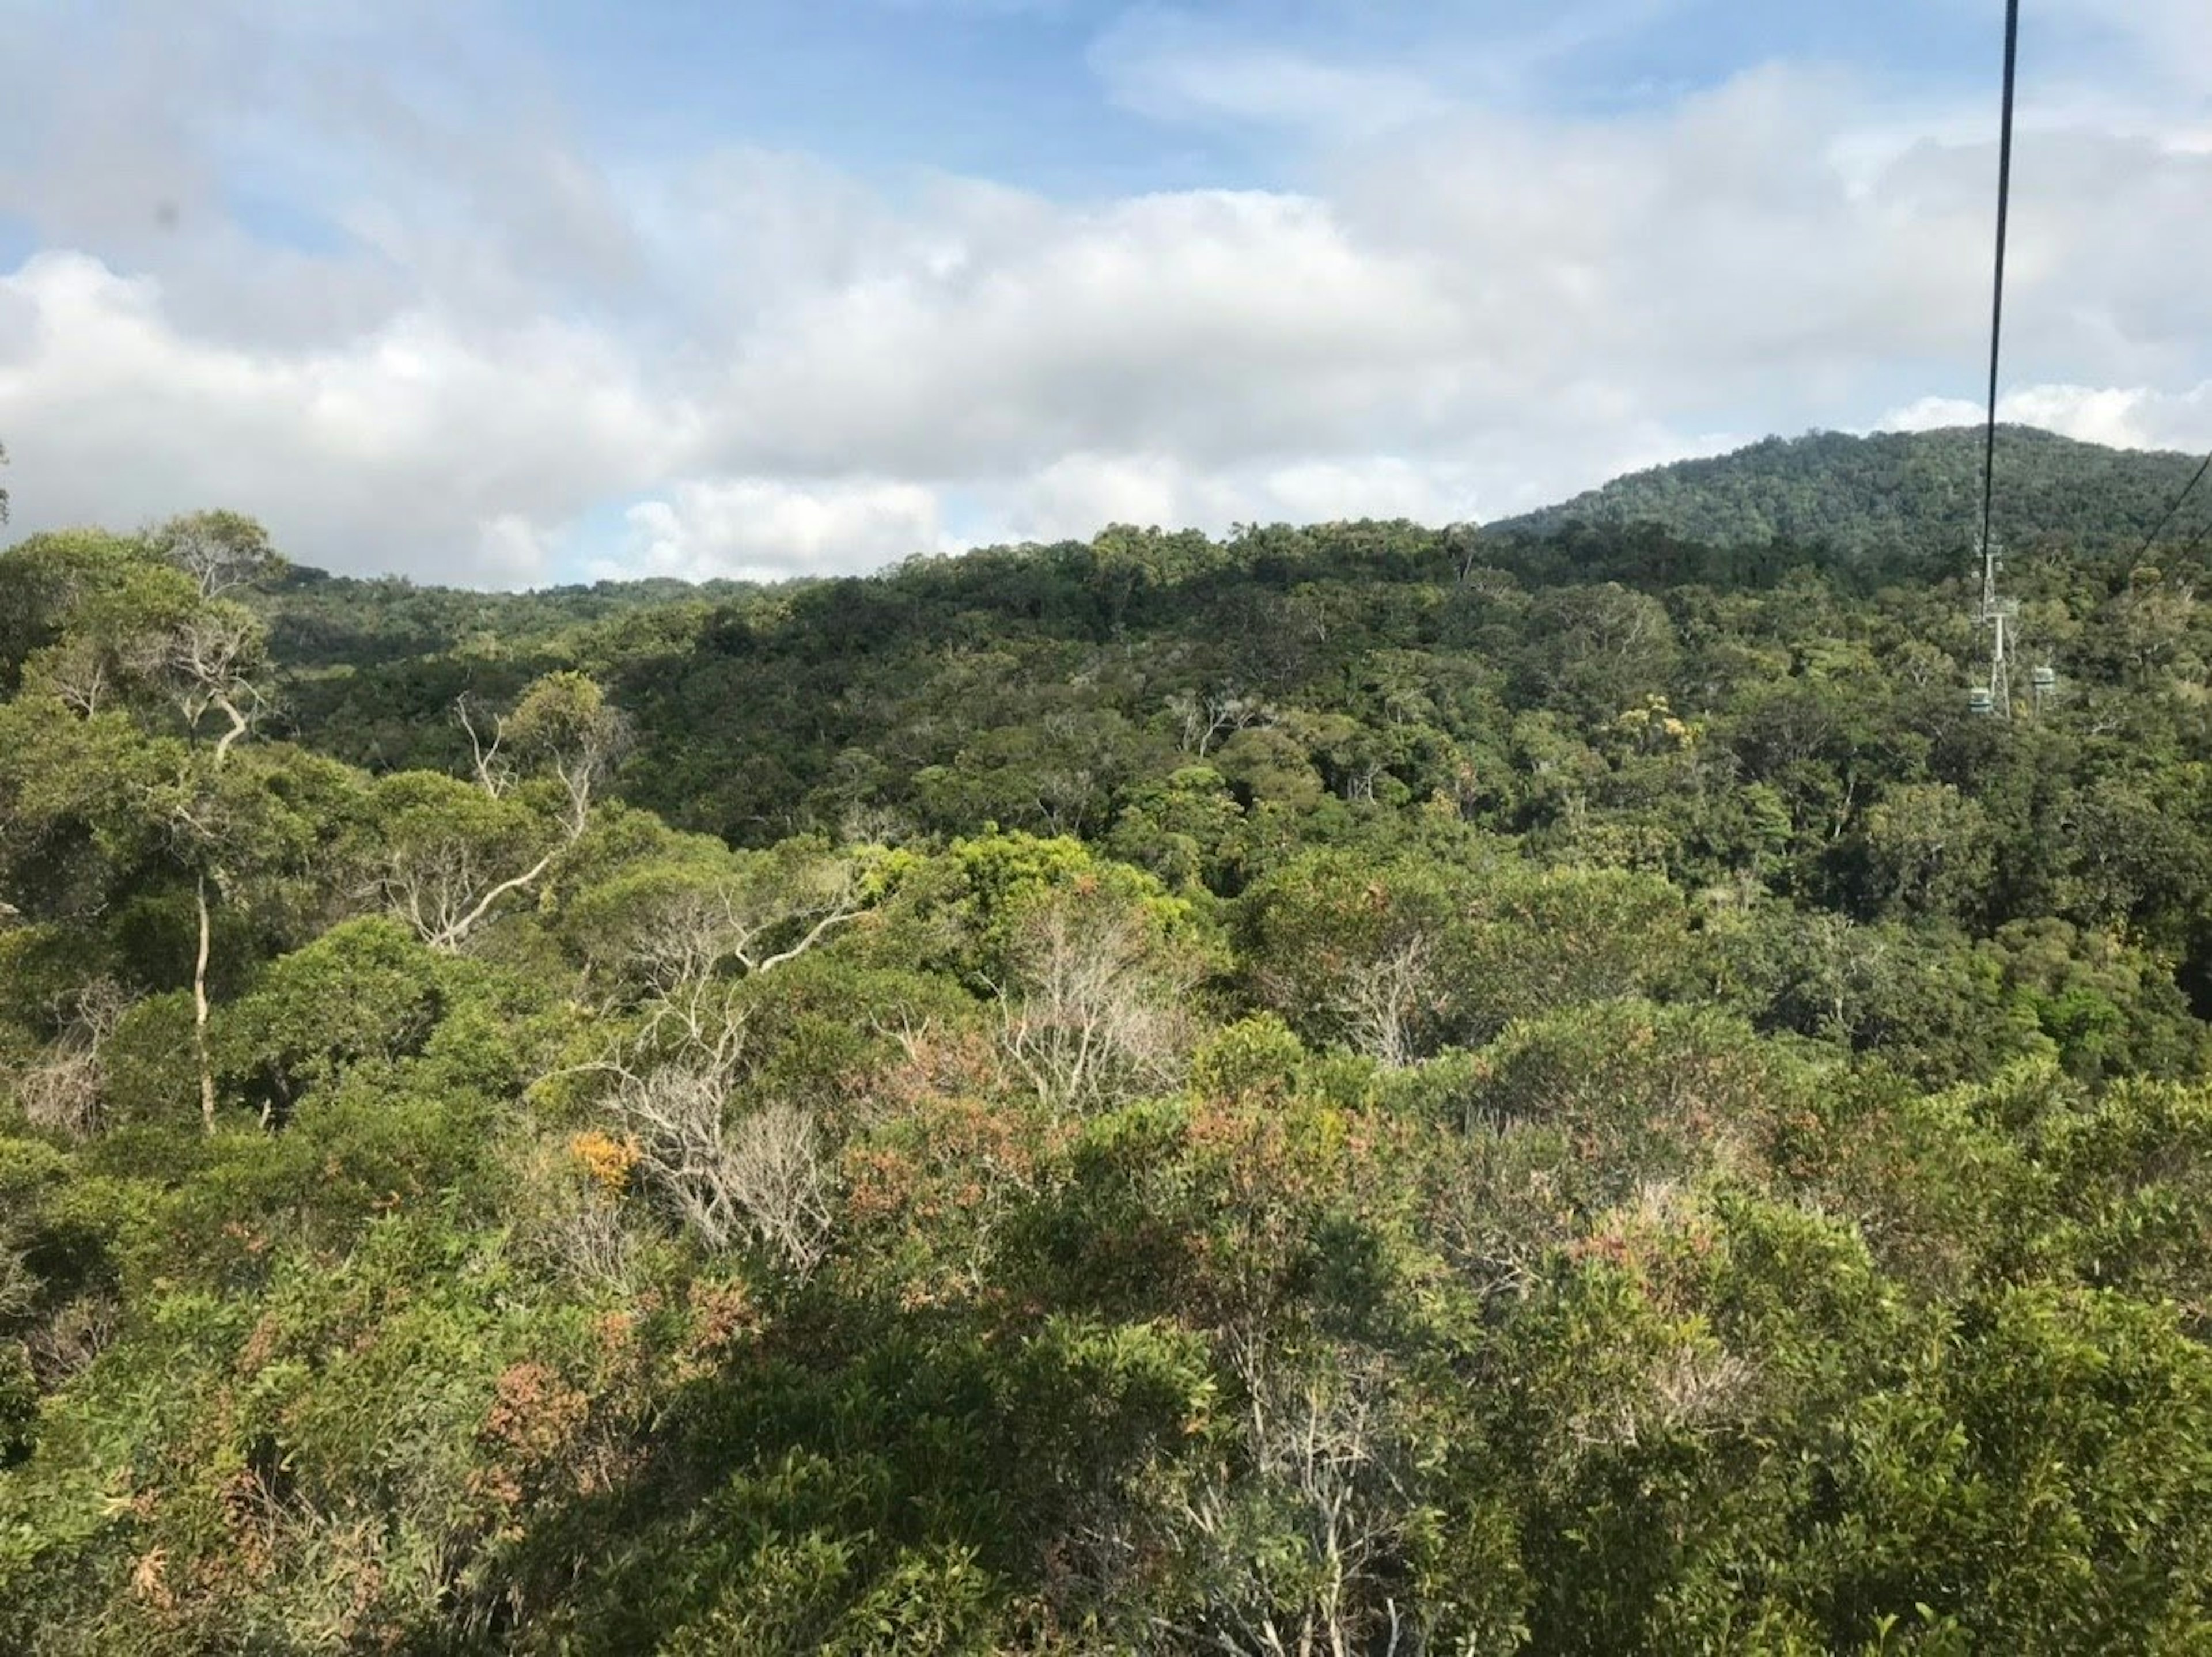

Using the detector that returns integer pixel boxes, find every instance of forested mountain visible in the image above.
[1496,425,2211,567]
[5,436,2212,1652]
[259,566,760,673]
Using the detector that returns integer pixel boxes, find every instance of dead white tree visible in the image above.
[507,1131,645,1294]
[37,635,121,718]
[166,604,270,764]
[504,674,632,839]
[146,510,284,600]
[994,898,1197,1113]
[539,1188,641,1293]
[24,1291,118,1387]
[454,692,517,798]
[591,996,835,1275]
[158,605,271,1135]
[1337,757,1388,805]
[607,860,868,999]
[1560,1186,1760,1456]
[163,795,229,1136]
[1445,521,1485,586]
[721,1103,834,1273]
[377,677,630,952]
[377,822,558,954]
[1168,1341,1415,1657]
[1167,688,1272,757]
[1328,932,1437,1070]
[18,979,134,1140]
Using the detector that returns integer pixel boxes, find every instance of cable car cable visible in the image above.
[1976,0,2022,562]
[2127,446,2212,564]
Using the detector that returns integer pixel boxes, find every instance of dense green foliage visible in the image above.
[5,434,2212,1653]
[1499,425,2212,569]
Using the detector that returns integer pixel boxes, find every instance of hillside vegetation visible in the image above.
[5,431,2212,1653]
[1497,424,2211,567]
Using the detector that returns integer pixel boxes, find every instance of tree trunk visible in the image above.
[194,874,217,1135]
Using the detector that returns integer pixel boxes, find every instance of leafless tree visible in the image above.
[517,685,632,838]
[994,898,1197,1113]
[145,510,283,600]
[18,979,134,1140]
[188,873,222,1131]
[375,679,631,953]
[1328,933,1437,1070]
[549,717,627,839]
[166,605,270,764]
[511,1146,645,1294]
[837,800,913,849]
[160,680,266,1133]
[380,822,565,954]
[25,1291,119,1388]
[37,635,121,718]
[454,692,517,798]
[1558,1187,1759,1455]
[1444,521,1488,586]
[550,1196,639,1291]
[588,996,835,1275]
[1563,1336,1758,1458]
[721,1103,834,1273]
[1166,1341,1416,1657]
[606,859,868,998]
[1338,757,1387,805]
[1168,688,1272,757]
[1426,1132,1581,1309]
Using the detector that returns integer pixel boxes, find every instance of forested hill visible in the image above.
[7,445,2212,1650]
[1493,425,2209,564]
[252,426,2202,689]
[257,567,759,670]
[250,424,2212,867]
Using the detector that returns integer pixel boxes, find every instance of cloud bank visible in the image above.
[2,2,2207,585]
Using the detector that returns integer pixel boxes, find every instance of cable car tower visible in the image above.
[1971,536,2017,718]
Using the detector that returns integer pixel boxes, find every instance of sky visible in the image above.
[1,0,2209,589]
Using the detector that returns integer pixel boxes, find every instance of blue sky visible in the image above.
[1,0,2207,586]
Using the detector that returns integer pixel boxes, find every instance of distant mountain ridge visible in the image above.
[1491,426,2209,564]
[247,426,2209,625]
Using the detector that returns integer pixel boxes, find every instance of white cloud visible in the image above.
[1882,382,2212,453]
[2,4,2209,585]
[612,478,948,584]
[476,514,563,587]
[1085,0,1683,134]
[997,451,1485,543]
[0,252,691,585]
[704,187,1464,480]
[1088,13,1450,138]
[2035,0,2212,104]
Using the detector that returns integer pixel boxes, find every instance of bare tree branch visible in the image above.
[581,996,836,1275]
[993,898,1196,1113]
[166,605,268,761]
[593,858,869,998]
[454,693,516,798]
[18,979,135,1140]
[1330,933,1437,1070]
[1165,1343,1414,1657]
[1168,688,1272,757]
[146,510,283,600]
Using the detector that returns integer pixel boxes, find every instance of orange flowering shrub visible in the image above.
[567,1130,640,1194]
